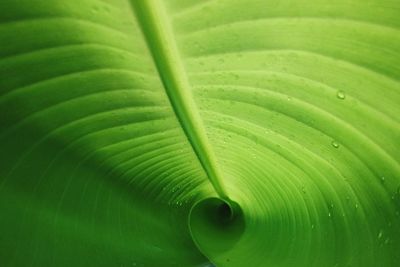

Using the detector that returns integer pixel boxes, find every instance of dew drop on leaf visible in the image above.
[378,230,383,239]
[301,186,306,194]
[331,140,340,148]
[336,90,346,100]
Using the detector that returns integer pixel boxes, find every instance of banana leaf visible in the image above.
[1,0,399,266]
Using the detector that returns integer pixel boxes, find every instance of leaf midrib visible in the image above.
[130,0,229,200]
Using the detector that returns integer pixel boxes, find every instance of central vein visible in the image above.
[131,0,229,200]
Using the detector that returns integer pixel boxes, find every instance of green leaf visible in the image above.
[1,1,399,266]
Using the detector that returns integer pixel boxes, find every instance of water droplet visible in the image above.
[378,230,383,239]
[328,212,332,217]
[172,186,180,193]
[331,140,340,148]
[381,176,385,184]
[355,203,359,209]
[311,224,315,229]
[336,90,346,100]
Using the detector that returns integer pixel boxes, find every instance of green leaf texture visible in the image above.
[1,0,399,266]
